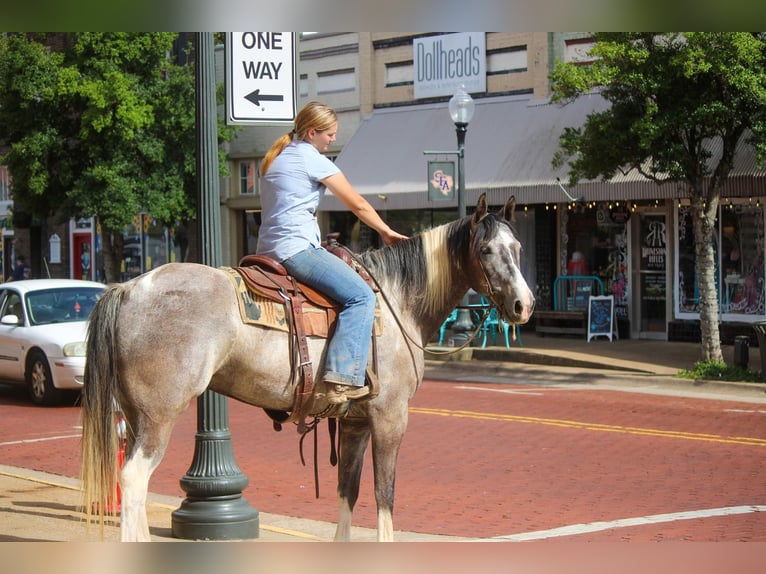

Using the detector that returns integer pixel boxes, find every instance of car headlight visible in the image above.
[63,342,87,357]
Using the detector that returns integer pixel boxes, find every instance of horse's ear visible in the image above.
[500,196,517,224]
[472,193,488,226]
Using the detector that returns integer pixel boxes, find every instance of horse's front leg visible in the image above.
[334,418,371,541]
[369,402,409,542]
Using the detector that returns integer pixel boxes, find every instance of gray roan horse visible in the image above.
[80,194,535,542]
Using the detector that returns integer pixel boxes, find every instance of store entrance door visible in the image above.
[637,212,668,339]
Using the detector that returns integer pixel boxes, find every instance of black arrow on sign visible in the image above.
[245,89,284,107]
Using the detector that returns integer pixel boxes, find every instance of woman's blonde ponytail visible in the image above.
[259,102,338,177]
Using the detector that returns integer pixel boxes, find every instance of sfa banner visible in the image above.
[428,161,456,202]
[414,32,486,99]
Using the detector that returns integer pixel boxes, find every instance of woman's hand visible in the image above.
[382,229,408,245]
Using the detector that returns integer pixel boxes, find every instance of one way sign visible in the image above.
[226,32,297,125]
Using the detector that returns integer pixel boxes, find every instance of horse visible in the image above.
[80,193,535,542]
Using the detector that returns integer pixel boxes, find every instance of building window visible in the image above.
[565,38,596,64]
[385,61,413,87]
[244,210,260,255]
[239,160,257,195]
[0,166,10,202]
[299,73,309,98]
[677,201,765,318]
[487,46,527,75]
[317,68,356,94]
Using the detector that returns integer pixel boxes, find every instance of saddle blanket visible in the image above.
[222,266,382,338]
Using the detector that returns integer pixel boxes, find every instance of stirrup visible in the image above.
[325,383,371,404]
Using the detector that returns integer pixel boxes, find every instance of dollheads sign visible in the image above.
[226,32,297,125]
[414,33,486,99]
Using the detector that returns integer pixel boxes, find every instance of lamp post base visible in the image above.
[172,495,259,540]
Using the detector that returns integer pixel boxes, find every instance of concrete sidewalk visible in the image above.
[0,464,471,542]
[429,330,760,376]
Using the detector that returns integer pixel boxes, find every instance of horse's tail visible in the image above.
[80,283,126,535]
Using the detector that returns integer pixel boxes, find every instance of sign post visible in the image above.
[226,32,297,125]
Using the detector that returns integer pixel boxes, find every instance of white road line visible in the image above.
[455,385,544,396]
[0,434,81,447]
[483,505,766,541]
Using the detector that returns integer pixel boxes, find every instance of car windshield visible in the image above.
[25,287,103,326]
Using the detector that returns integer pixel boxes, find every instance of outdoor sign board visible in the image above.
[587,295,615,342]
[226,32,297,125]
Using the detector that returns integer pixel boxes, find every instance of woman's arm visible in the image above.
[322,172,408,245]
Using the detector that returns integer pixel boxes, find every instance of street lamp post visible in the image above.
[446,86,476,345]
[171,33,259,540]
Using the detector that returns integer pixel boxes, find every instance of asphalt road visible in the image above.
[1,365,765,542]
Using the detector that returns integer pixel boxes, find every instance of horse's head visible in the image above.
[468,194,535,324]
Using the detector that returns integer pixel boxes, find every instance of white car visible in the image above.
[0,279,105,405]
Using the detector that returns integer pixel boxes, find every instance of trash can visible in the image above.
[733,335,750,369]
[752,322,766,380]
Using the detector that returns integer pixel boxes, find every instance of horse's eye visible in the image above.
[480,245,491,255]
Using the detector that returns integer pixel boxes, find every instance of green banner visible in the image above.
[428,161,455,201]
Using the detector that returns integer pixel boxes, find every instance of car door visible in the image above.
[0,288,26,381]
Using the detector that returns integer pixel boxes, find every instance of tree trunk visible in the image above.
[691,194,724,362]
[100,230,125,284]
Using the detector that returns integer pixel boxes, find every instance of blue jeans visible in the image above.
[282,246,375,387]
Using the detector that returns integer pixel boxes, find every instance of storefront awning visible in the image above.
[325,93,766,211]
[325,93,609,211]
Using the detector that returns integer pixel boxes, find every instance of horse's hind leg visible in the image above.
[120,423,174,542]
[334,419,371,542]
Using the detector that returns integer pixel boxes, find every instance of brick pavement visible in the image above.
[2,335,766,543]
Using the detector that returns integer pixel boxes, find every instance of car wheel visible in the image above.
[26,350,63,406]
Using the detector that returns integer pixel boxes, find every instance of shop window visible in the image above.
[677,202,764,317]
[564,204,629,319]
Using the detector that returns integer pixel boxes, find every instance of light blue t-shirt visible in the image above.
[256,141,340,261]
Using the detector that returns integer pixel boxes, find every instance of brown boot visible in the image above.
[325,383,370,404]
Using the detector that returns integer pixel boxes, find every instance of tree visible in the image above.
[549,33,766,362]
[0,33,234,283]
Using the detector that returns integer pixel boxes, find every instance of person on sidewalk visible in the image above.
[9,255,30,281]
[257,101,407,404]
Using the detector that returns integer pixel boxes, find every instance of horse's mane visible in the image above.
[359,222,455,318]
[360,213,513,318]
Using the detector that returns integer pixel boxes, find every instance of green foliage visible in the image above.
[549,33,766,188]
[677,360,762,383]
[0,33,219,235]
